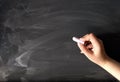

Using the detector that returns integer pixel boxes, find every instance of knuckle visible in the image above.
[82,34,89,38]
[98,39,103,43]
[89,33,94,36]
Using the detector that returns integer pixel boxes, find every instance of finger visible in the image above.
[98,39,103,45]
[79,34,90,42]
[80,33,98,44]
[80,51,84,54]
[86,44,93,50]
[98,39,105,50]
[77,43,92,56]
[89,33,99,44]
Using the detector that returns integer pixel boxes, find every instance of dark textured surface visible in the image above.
[0,0,120,81]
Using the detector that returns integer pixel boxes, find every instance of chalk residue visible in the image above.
[15,50,33,67]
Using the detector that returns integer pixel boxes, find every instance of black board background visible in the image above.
[0,0,120,81]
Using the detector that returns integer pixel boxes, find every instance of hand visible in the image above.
[77,33,109,66]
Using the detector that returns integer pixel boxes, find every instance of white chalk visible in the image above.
[72,37,84,44]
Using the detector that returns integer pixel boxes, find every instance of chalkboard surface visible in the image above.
[0,0,120,81]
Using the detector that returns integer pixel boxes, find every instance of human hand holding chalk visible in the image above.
[72,37,84,44]
[73,34,120,81]
[72,37,91,47]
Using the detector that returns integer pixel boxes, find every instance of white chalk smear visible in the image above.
[15,51,32,67]
[72,37,84,44]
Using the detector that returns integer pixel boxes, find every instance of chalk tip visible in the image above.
[72,37,77,42]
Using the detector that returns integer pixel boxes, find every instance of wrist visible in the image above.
[99,55,111,68]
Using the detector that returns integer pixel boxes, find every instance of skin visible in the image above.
[77,33,120,81]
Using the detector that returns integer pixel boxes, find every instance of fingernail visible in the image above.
[80,51,83,54]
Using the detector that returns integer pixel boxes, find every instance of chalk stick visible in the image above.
[72,37,84,44]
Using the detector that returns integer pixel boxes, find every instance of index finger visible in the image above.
[80,33,99,44]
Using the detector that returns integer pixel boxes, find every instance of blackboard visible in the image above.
[0,0,120,81]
